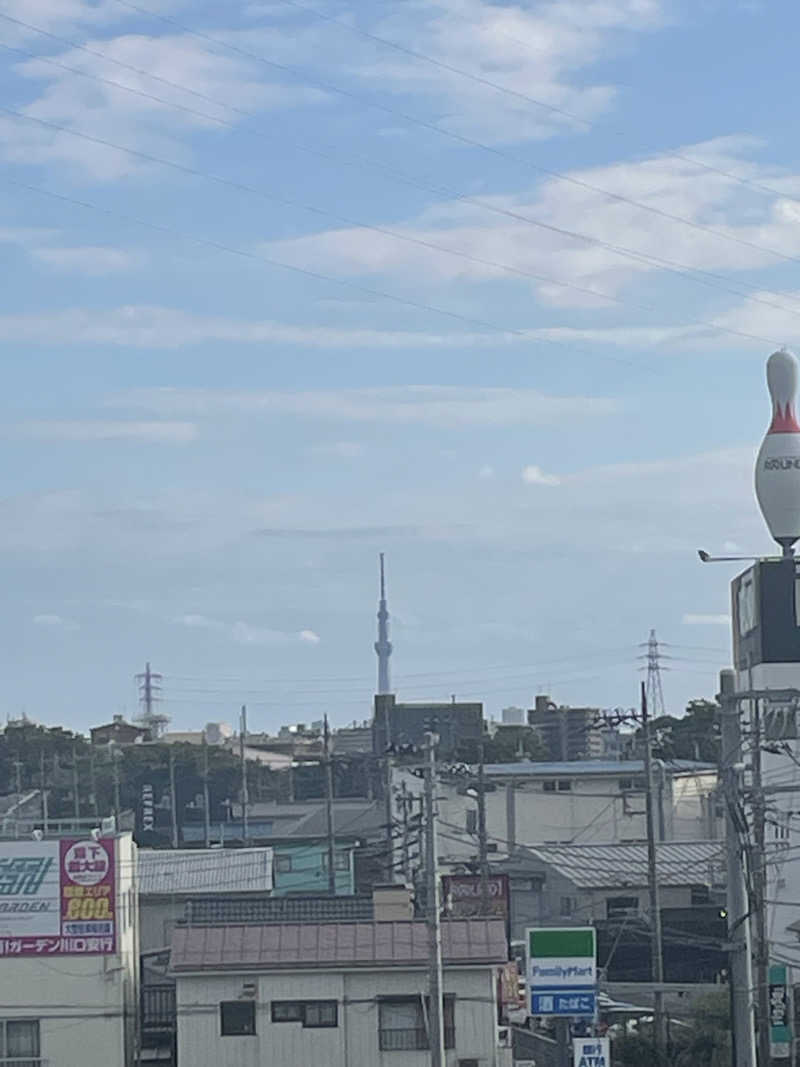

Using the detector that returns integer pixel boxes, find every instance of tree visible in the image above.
[455,726,547,765]
[642,699,721,764]
[612,991,730,1067]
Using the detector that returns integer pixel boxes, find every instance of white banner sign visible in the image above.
[573,1037,610,1067]
[0,841,61,938]
[530,956,597,987]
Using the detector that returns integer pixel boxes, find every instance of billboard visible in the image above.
[442,873,509,918]
[0,838,116,956]
[527,927,597,1019]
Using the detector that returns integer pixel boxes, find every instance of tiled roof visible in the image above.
[524,841,725,889]
[138,848,273,896]
[171,918,507,971]
[185,895,374,925]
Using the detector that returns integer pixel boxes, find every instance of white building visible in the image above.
[393,759,720,875]
[138,847,273,953]
[170,888,510,1067]
[0,832,138,1067]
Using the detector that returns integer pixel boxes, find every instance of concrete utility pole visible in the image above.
[750,696,772,1067]
[477,736,490,915]
[110,744,121,829]
[383,699,395,881]
[719,670,757,1067]
[641,682,665,1055]
[39,750,49,833]
[168,746,178,849]
[240,705,249,844]
[324,715,337,897]
[202,737,211,849]
[72,744,80,822]
[424,730,445,1067]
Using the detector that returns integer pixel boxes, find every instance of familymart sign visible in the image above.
[527,927,597,1018]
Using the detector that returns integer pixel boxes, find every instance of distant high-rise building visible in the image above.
[374,553,393,695]
[373,694,483,758]
[528,695,606,761]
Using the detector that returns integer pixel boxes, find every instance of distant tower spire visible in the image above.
[374,552,393,694]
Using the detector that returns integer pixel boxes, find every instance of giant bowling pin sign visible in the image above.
[755,348,800,555]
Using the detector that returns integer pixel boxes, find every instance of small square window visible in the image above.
[220,1001,256,1036]
[321,852,350,872]
[304,1001,338,1028]
[543,781,556,792]
[275,856,292,873]
[272,1001,303,1023]
[557,780,571,792]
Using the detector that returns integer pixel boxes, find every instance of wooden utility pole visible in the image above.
[324,715,336,896]
[641,682,665,1053]
[424,731,445,1067]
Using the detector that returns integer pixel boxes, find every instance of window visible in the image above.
[543,781,556,793]
[557,780,572,792]
[321,852,350,872]
[271,1001,338,1028]
[606,896,639,919]
[465,809,478,834]
[0,1020,40,1065]
[690,885,710,906]
[275,855,292,873]
[559,896,577,917]
[378,996,455,1051]
[220,1001,256,1036]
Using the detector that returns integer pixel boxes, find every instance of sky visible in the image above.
[1,0,797,735]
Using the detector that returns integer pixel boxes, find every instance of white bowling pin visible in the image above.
[755,348,800,554]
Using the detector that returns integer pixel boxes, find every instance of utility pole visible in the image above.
[324,715,337,896]
[751,695,772,1067]
[71,744,80,822]
[641,682,665,1056]
[400,778,411,884]
[168,746,178,849]
[110,744,121,829]
[135,662,167,738]
[382,699,395,881]
[202,737,211,849]
[719,670,757,1067]
[13,759,22,797]
[240,705,249,844]
[424,730,445,1067]
[39,750,49,833]
[477,735,490,915]
[89,747,99,819]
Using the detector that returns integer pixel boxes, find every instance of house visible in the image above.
[0,832,138,1066]
[501,840,727,983]
[181,800,385,895]
[392,758,721,879]
[90,714,150,746]
[170,886,510,1067]
[137,847,274,953]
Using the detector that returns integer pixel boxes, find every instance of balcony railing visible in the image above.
[0,1058,46,1066]
[378,1027,456,1051]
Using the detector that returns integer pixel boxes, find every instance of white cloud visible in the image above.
[32,245,144,274]
[3,31,322,178]
[120,385,619,426]
[478,463,495,480]
[335,0,665,144]
[522,464,560,486]
[15,420,197,443]
[682,614,732,626]
[263,137,800,310]
[174,613,320,646]
[33,613,78,630]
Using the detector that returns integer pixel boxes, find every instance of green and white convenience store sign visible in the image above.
[527,927,597,1018]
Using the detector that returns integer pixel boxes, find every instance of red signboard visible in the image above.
[0,838,116,956]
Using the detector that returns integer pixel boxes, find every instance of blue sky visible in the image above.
[1,0,795,733]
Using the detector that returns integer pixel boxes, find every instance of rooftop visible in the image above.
[171,918,506,971]
[246,800,384,840]
[138,848,273,896]
[522,840,725,889]
[483,759,716,778]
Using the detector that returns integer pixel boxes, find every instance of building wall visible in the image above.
[272,843,355,896]
[0,834,138,1067]
[176,966,505,1067]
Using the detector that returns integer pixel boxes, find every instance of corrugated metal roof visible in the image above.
[524,841,725,889]
[138,848,272,896]
[484,760,716,778]
[171,918,507,971]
